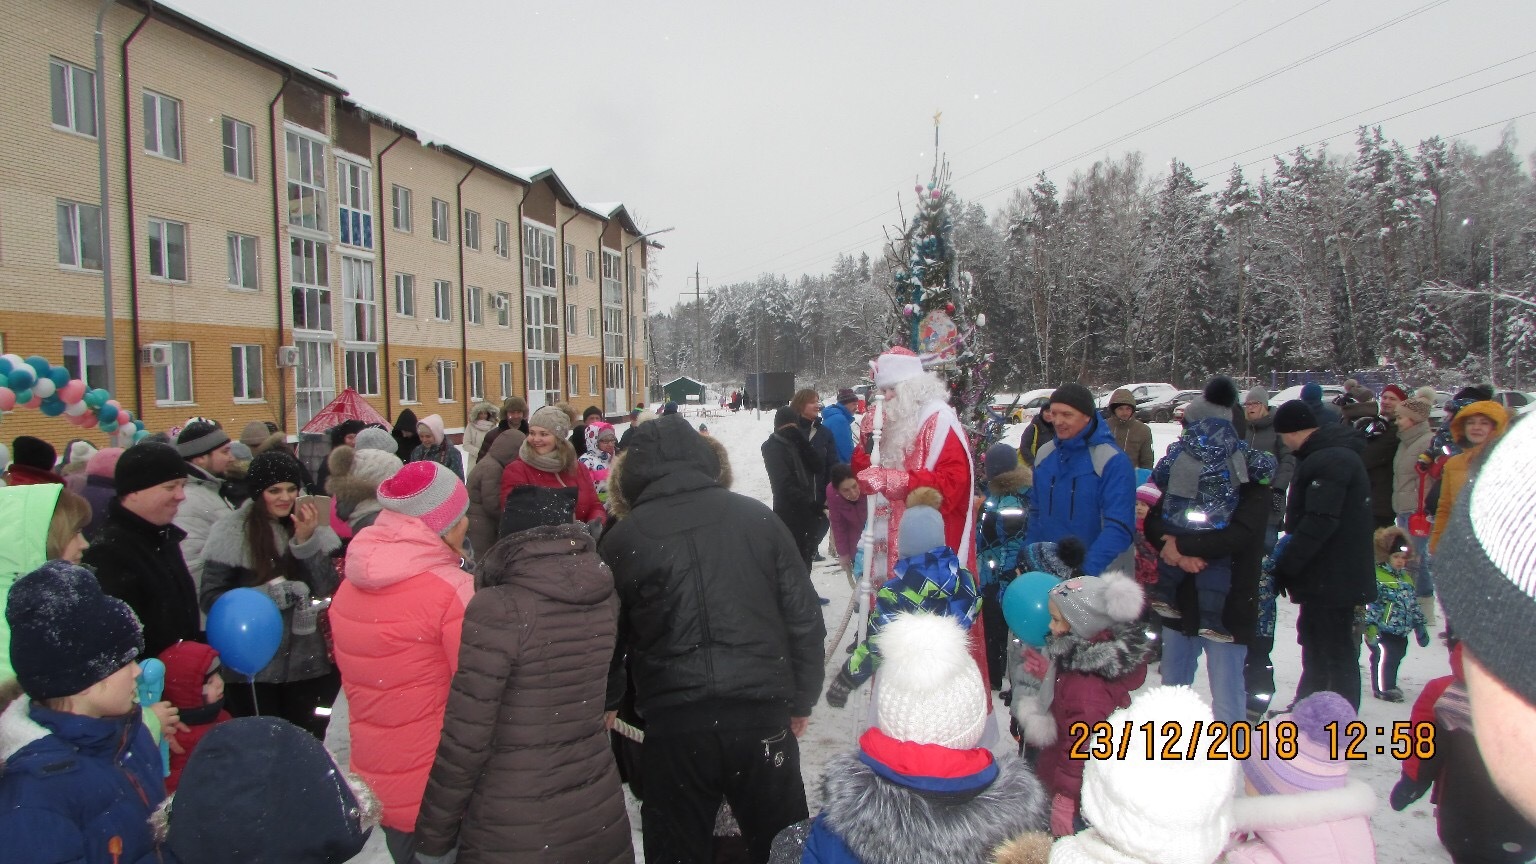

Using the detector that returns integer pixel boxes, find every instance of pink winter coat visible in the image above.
[1224,779,1377,864]
[826,482,866,559]
[330,509,475,832]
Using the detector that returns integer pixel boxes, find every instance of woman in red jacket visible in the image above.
[498,406,604,525]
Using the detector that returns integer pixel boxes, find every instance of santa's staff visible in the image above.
[825,393,883,667]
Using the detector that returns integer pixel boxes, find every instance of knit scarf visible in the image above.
[416,443,455,469]
[519,438,571,474]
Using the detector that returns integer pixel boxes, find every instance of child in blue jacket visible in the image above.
[978,443,1031,690]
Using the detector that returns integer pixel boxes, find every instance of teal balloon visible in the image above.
[11,389,31,405]
[207,588,283,676]
[8,368,35,390]
[1002,570,1063,648]
[39,399,66,417]
[48,367,70,387]
[84,390,107,410]
[133,429,149,443]
[98,421,118,433]
[24,357,50,378]
[97,404,119,424]
[0,358,11,376]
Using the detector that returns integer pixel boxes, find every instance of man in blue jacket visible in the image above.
[1022,383,1137,577]
[820,389,860,465]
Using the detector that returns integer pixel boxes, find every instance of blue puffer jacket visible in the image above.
[0,689,172,864]
[821,402,858,464]
[1023,416,1136,576]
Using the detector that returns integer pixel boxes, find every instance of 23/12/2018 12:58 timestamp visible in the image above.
[1066,719,1437,761]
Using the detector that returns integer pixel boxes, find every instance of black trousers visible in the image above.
[1294,603,1362,710]
[640,724,808,864]
[980,582,1008,690]
[1369,633,1409,693]
[1245,633,1276,717]
[774,510,815,574]
[223,671,342,740]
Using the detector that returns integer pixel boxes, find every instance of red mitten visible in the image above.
[857,467,910,499]
[1050,793,1076,837]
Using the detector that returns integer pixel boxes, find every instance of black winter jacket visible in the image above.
[763,426,822,524]
[1359,419,1399,527]
[1145,482,1269,645]
[601,416,826,727]
[84,498,202,659]
[798,416,841,504]
[1274,423,1376,607]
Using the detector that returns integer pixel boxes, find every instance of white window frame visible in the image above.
[587,307,597,338]
[61,337,108,390]
[148,218,188,282]
[568,363,579,396]
[436,360,456,403]
[526,356,559,409]
[499,362,514,399]
[227,233,258,290]
[431,198,450,242]
[601,250,623,306]
[524,293,560,354]
[564,242,577,284]
[341,256,377,344]
[398,358,418,404]
[468,361,485,401]
[49,58,97,138]
[154,341,194,406]
[337,159,373,249]
[585,249,596,280]
[432,279,453,322]
[294,339,335,426]
[394,272,416,317]
[392,185,412,232]
[345,348,378,396]
[285,130,327,232]
[589,365,599,397]
[221,117,254,180]
[56,200,103,271]
[523,222,556,289]
[494,219,510,258]
[231,344,264,402]
[142,90,182,161]
[290,237,331,333]
[604,360,626,416]
[603,307,625,359]
[466,285,483,325]
[566,303,578,335]
[494,291,511,327]
[463,209,480,251]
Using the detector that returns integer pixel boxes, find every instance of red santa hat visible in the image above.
[873,346,925,389]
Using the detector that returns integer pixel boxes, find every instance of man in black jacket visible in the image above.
[601,415,825,864]
[83,441,202,658]
[1271,400,1376,710]
[793,389,841,562]
[763,405,824,572]
[1241,387,1293,554]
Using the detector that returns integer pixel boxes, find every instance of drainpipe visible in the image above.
[268,72,291,430]
[375,132,404,412]
[118,8,151,417]
[516,192,526,404]
[455,163,476,431]
[558,207,579,405]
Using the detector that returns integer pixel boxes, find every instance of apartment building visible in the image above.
[0,0,651,448]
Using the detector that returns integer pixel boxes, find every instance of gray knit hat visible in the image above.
[1244,386,1270,406]
[353,426,396,453]
[529,405,571,439]
[1049,570,1144,638]
[377,460,468,536]
[898,505,947,558]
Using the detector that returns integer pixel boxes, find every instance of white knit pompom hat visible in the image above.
[873,612,988,749]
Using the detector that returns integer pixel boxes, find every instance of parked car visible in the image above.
[1096,382,1179,409]
[1494,390,1536,416]
[1267,383,1346,409]
[1136,389,1200,423]
[990,389,1052,422]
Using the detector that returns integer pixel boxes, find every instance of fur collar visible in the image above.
[0,686,48,764]
[1230,779,1376,831]
[201,501,340,569]
[329,472,383,521]
[989,831,1053,864]
[1045,620,1152,677]
[819,750,1048,864]
[988,465,1032,497]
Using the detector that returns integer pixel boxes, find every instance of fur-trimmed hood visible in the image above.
[1044,619,1152,678]
[201,500,341,569]
[1230,779,1376,832]
[607,428,732,519]
[989,831,1053,864]
[988,464,1032,497]
[818,750,1048,864]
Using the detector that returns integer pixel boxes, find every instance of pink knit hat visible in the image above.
[1243,691,1355,794]
[377,461,468,536]
[86,447,126,479]
[1135,482,1162,507]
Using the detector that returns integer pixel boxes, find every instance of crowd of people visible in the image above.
[0,363,1534,864]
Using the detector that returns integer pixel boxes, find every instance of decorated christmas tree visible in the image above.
[887,117,1002,473]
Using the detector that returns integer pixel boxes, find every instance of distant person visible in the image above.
[5,435,62,486]
[793,388,840,560]
[1391,394,1437,627]
[407,413,464,481]
[1241,387,1292,553]
[1105,388,1155,470]
[1363,526,1429,703]
[763,406,823,572]
[1429,399,1508,555]
[391,408,421,463]
[1299,382,1341,426]
[820,388,860,464]
[570,404,604,458]
[476,396,529,462]
[174,420,237,591]
[461,402,499,475]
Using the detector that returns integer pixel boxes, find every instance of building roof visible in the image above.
[134,0,346,95]
[663,376,707,388]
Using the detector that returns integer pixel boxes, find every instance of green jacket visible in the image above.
[0,484,63,681]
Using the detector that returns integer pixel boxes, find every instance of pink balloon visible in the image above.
[24,395,43,409]
[106,399,121,409]
[60,380,86,403]
[0,387,13,411]
[116,409,132,425]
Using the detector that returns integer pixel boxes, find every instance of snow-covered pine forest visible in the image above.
[649,127,1536,390]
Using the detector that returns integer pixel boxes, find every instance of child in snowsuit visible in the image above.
[824,502,982,708]
[1025,569,1150,836]
[0,561,171,863]
[1246,537,1285,722]
[979,442,1031,690]
[1390,636,1536,863]
[1227,691,1377,863]
[157,640,232,792]
[1151,377,1276,641]
[1132,482,1162,591]
[1365,526,1430,702]
[578,421,618,505]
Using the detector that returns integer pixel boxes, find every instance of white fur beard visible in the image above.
[880,374,949,468]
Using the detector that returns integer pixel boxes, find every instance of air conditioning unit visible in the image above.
[491,294,508,310]
[275,346,301,368]
[139,343,171,367]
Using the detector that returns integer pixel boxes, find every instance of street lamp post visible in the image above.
[95,0,117,395]
[623,227,674,406]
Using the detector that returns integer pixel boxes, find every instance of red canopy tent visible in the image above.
[300,388,391,434]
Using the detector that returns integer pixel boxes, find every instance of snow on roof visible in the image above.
[148,0,344,93]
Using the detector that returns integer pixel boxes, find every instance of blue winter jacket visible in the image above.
[1023,416,1136,576]
[821,402,858,464]
[0,696,171,864]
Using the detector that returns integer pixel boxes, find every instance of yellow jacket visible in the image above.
[1430,400,1510,553]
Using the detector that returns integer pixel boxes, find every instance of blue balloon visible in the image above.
[1002,570,1063,648]
[7,367,35,391]
[97,403,119,424]
[207,588,283,676]
[48,367,70,387]
[24,356,50,378]
[98,420,118,434]
[39,398,65,417]
[1135,468,1152,487]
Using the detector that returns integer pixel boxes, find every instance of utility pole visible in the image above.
[686,264,713,383]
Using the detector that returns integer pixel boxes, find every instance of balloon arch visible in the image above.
[0,353,148,444]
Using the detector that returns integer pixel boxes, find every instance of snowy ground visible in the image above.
[335,412,1451,863]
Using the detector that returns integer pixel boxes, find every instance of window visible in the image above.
[586,308,596,337]
[468,361,485,400]
[601,250,623,305]
[285,131,327,231]
[231,345,263,401]
[527,357,559,407]
[294,340,335,426]
[436,361,455,402]
[466,285,483,325]
[564,242,577,284]
[463,210,480,250]
[603,307,625,358]
[523,223,556,289]
[524,294,560,353]
[431,198,450,241]
[391,185,412,232]
[221,117,254,179]
[227,233,258,290]
[398,358,418,403]
[290,237,331,332]
[337,160,372,248]
[585,250,596,280]
[499,362,514,398]
[432,279,452,321]
[494,219,510,258]
[568,364,579,396]
[394,272,415,316]
[148,218,187,281]
[56,200,103,270]
[566,303,577,335]
[589,365,598,396]
[154,341,193,405]
[345,349,378,396]
[142,90,181,160]
[494,292,511,327]
[49,58,96,137]
[61,337,107,390]
[341,257,376,343]
[604,360,626,415]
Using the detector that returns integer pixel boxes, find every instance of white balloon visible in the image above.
[32,378,55,399]
[0,354,22,369]
[65,400,89,416]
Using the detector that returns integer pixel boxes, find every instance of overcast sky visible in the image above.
[175,0,1535,309]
